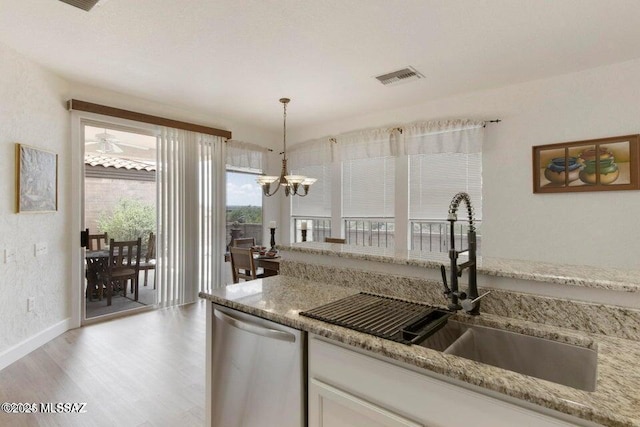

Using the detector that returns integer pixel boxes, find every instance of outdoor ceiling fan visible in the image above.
[85,130,150,154]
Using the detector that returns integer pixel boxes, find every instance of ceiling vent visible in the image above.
[58,0,101,12]
[375,66,424,86]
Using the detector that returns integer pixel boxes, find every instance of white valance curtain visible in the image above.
[401,119,484,155]
[286,137,333,169]
[157,128,226,307]
[333,128,398,162]
[290,119,484,165]
[226,139,267,172]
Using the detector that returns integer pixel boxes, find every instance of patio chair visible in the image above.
[139,232,156,289]
[88,232,109,251]
[103,238,141,306]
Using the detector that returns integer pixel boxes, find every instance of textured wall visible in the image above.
[0,43,71,352]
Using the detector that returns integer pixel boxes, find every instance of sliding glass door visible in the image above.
[82,121,158,321]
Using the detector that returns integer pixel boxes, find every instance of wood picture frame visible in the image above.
[533,135,640,193]
[16,143,58,213]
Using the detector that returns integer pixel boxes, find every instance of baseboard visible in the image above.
[0,318,71,371]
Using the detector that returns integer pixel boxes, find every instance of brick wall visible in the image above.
[84,177,156,234]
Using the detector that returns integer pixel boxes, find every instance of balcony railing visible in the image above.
[344,219,394,248]
[293,218,481,253]
[411,220,482,254]
[293,218,332,243]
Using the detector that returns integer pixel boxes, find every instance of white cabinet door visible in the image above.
[309,378,423,427]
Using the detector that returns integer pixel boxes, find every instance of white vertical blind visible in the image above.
[409,152,482,220]
[343,157,395,218]
[157,128,225,307]
[199,134,226,294]
[291,164,332,217]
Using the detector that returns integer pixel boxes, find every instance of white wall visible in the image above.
[0,43,71,358]
[288,58,640,270]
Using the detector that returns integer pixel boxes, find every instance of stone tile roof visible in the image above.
[85,154,156,171]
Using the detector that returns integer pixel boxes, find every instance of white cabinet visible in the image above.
[308,336,589,427]
[309,377,423,427]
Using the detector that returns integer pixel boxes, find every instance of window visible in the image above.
[343,157,395,248]
[291,164,332,243]
[409,152,482,252]
[288,120,484,251]
[226,170,263,246]
[225,140,267,248]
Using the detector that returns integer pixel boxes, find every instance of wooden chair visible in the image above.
[232,237,256,248]
[230,246,264,284]
[325,237,346,244]
[103,238,141,306]
[88,232,108,250]
[139,232,156,289]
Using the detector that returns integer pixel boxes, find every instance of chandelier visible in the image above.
[257,98,316,197]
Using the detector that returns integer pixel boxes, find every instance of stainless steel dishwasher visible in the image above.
[210,304,305,427]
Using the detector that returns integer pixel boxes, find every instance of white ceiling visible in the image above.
[2,0,640,132]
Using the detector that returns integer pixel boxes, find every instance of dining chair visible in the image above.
[230,246,264,284]
[139,231,156,289]
[325,237,346,244]
[232,237,256,248]
[88,232,109,250]
[103,238,141,306]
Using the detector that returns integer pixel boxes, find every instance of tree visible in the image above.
[97,198,156,247]
[226,205,262,224]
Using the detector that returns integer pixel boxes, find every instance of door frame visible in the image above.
[70,111,159,327]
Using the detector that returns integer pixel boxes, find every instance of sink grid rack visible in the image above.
[300,292,452,345]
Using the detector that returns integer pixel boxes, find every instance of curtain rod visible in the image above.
[67,99,232,139]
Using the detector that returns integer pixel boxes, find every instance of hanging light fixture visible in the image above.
[257,98,316,197]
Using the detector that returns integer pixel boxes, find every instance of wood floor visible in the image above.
[0,301,206,427]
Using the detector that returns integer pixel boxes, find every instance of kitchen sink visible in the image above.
[419,320,598,392]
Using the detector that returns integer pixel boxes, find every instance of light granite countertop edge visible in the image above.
[279,243,640,293]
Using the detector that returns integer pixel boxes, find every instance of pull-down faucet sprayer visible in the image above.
[440,192,485,315]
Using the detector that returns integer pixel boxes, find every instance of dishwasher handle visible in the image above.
[214,308,296,343]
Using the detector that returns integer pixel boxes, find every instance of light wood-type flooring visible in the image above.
[0,301,206,427]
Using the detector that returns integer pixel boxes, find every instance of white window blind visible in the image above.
[158,128,225,307]
[291,164,332,217]
[409,152,482,220]
[343,157,395,218]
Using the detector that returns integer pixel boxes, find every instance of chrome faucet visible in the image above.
[440,192,484,315]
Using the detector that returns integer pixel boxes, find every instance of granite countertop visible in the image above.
[200,275,640,427]
[280,242,640,293]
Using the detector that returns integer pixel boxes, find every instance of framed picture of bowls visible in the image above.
[533,135,639,193]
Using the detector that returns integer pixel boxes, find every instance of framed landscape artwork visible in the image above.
[533,135,640,193]
[16,143,58,213]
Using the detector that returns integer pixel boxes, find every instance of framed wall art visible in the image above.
[15,143,58,213]
[533,134,640,193]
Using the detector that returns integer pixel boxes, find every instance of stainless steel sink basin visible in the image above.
[419,320,597,391]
